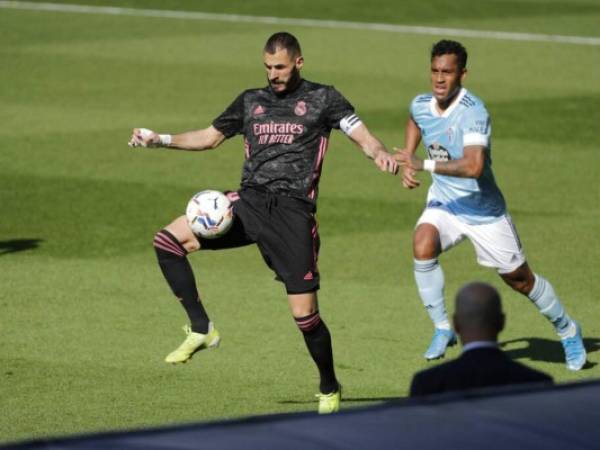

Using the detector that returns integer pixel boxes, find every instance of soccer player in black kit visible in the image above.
[129,32,398,414]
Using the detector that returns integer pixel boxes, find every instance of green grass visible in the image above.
[1,0,600,444]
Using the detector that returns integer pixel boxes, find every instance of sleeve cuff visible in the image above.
[463,133,488,147]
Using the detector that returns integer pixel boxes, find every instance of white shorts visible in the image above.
[416,207,526,274]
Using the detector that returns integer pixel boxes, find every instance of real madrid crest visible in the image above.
[294,100,307,116]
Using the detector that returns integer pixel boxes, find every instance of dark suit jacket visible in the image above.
[410,347,553,397]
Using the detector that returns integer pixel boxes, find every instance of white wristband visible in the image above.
[159,134,172,147]
[423,159,436,173]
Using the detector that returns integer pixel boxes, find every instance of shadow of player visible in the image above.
[501,336,599,370]
[278,395,403,406]
[0,239,43,256]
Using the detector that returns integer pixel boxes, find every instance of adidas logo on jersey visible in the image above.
[253,104,266,116]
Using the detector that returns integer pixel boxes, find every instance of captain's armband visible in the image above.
[340,114,363,136]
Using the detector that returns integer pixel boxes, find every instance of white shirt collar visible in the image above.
[462,341,499,353]
[430,87,466,118]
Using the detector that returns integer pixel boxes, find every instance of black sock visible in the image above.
[295,312,338,394]
[153,230,210,334]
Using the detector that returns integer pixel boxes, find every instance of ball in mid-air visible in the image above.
[186,190,233,239]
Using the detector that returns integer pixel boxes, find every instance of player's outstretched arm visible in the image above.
[128,126,226,151]
[346,123,399,174]
[396,145,485,179]
[394,117,422,189]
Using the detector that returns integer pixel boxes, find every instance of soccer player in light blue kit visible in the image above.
[395,40,586,370]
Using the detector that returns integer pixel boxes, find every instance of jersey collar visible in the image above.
[430,87,466,118]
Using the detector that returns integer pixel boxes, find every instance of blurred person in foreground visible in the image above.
[410,282,553,397]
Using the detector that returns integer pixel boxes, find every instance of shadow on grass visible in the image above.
[501,336,599,370]
[0,239,43,256]
[278,396,402,405]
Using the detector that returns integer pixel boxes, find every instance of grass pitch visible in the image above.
[1,0,599,443]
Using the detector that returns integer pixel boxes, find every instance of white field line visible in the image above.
[1,0,600,46]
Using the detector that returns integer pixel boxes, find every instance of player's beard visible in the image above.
[438,84,462,109]
[269,68,302,96]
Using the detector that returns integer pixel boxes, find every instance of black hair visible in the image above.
[431,40,467,70]
[264,32,302,58]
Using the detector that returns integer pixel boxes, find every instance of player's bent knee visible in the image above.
[153,229,187,258]
[413,225,441,259]
[164,216,201,252]
[288,291,318,318]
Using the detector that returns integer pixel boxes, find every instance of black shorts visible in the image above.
[197,188,320,294]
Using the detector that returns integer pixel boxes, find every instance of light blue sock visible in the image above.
[528,274,573,337]
[414,258,450,329]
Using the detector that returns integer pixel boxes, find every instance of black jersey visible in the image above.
[212,79,354,202]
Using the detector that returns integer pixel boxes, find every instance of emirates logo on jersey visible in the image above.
[253,104,266,117]
[294,101,307,116]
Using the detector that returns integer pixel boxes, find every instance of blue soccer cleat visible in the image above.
[561,322,586,371]
[424,328,457,360]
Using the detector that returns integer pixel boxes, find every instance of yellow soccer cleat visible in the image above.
[164,322,220,364]
[316,386,341,414]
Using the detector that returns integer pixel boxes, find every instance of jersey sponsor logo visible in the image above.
[252,104,266,117]
[294,100,307,116]
[427,142,451,162]
[468,118,490,135]
[252,121,305,145]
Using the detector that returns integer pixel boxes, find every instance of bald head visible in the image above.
[453,282,505,343]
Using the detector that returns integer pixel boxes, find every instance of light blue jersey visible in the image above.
[410,88,506,225]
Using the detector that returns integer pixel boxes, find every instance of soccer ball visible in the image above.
[185,190,233,239]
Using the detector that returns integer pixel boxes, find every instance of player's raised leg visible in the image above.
[500,263,586,371]
[153,215,220,364]
[289,292,340,414]
[413,223,457,360]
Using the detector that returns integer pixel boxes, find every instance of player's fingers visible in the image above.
[403,172,419,187]
[380,156,398,174]
[130,134,144,147]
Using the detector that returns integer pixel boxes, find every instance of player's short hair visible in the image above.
[431,40,468,70]
[264,32,302,58]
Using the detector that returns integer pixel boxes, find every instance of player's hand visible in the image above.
[401,166,421,189]
[393,148,423,171]
[128,128,160,148]
[373,151,399,175]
